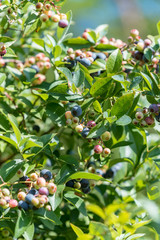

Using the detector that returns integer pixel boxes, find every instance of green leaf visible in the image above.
[24,18,39,36]
[34,208,61,225]
[0,36,15,47]
[116,114,132,126]
[66,172,108,182]
[89,221,112,240]
[0,135,18,148]
[14,210,32,238]
[95,44,117,51]
[8,114,21,143]
[108,158,134,168]
[70,223,84,237]
[141,72,152,90]
[73,68,85,87]
[157,20,160,34]
[64,191,87,216]
[0,159,24,181]
[111,93,134,118]
[95,24,109,40]
[64,38,94,49]
[93,100,102,113]
[23,224,34,240]
[5,48,17,57]
[86,204,106,220]
[126,234,145,240]
[0,73,6,85]
[106,49,122,73]
[90,77,111,97]
[32,38,44,51]
[53,45,62,59]
[57,67,72,85]
[49,185,65,211]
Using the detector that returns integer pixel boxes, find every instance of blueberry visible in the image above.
[25,194,34,204]
[46,159,52,167]
[149,104,159,114]
[65,60,76,69]
[31,65,40,73]
[82,186,91,194]
[28,188,38,195]
[71,105,82,117]
[95,52,106,60]
[40,169,53,181]
[156,113,160,122]
[102,168,116,178]
[76,57,91,67]
[19,176,29,182]
[33,125,40,132]
[91,52,97,60]
[80,179,89,188]
[133,51,143,61]
[81,127,90,138]
[18,201,29,211]
[58,19,68,28]
[66,180,75,188]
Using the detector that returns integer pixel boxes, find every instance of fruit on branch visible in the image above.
[40,14,49,22]
[58,19,68,28]
[71,105,82,117]
[40,169,53,181]
[94,145,103,154]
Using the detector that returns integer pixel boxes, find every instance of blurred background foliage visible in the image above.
[62,0,160,40]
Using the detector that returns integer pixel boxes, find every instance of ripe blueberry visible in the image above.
[66,180,75,188]
[81,127,90,138]
[25,193,35,204]
[149,104,159,114]
[28,188,38,195]
[80,179,89,188]
[40,169,53,181]
[76,56,91,67]
[82,186,91,194]
[31,65,40,73]
[18,200,29,211]
[71,105,82,117]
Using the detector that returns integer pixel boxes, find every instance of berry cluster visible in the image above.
[0,169,56,211]
[64,48,107,69]
[82,29,125,48]
[66,178,91,194]
[132,103,160,127]
[36,2,68,28]
[15,52,51,85]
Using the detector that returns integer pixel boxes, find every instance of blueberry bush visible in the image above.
[0,0,160,239]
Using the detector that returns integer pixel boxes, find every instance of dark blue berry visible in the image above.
[91,52,97,60]
[81,127,90,138]
[82,186,91,194]
[33,125,40,132]
[19,176,29,182]
[28,188,38,195]
[66,180,75,188]
[80,179,89,188]
[18,201,29,211]
[65,60,76,69]
[149,104,159,114]
[133,51,143,61]
[95,52,106,60]
[102,168,116,178]
[87,161,96,168]
[76,57,91,67]
[25,194,34,204]
[40,169,53,181]
[31,65,40,73]
[71,105,82,117]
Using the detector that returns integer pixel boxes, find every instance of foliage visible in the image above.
[0,0,160,240]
